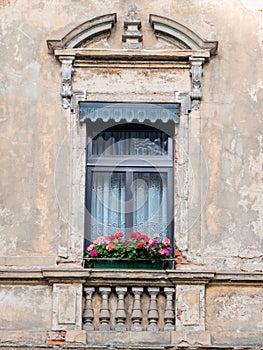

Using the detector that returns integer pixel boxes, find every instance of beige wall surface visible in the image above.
[206,285,263,332]
[0,0,262,271]
[0,284,52,330]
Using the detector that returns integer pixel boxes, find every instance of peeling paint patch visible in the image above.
[248,81,263,102]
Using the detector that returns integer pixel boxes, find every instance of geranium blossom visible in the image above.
[107,243,116,251]
[159,248,170,256]
[130,231,141,239]
[90,250,99,257]
[136,242,144,249]
[162,238,170,245]
[84,232,172,267]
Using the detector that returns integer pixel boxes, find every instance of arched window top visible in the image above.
[91,123,170,157]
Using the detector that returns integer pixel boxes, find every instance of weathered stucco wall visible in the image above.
[0,284,52,329]
[0,0,262,348]
[0,0,262,270]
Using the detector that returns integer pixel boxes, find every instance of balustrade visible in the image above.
[83,284,175,331]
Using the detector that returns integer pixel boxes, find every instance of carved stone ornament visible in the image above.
[59,56,74,109]
[122,4,143,49]
[189,58,205,110]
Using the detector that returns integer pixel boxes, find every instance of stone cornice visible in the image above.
[55,48,212,63]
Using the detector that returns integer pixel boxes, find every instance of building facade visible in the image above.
[0,0,263,349]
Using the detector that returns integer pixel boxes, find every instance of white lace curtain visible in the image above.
[90,172,168,241]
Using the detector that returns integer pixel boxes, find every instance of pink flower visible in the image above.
[159,248,170,256]
[107,243,116,251]
[114,232,124,238]
[90,250,98,257]
[154,233,160,238]
[162,238,170,246]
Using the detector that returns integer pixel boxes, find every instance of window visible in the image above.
[85,121,174,246]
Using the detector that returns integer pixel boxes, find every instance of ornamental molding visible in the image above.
[47,11,218,111]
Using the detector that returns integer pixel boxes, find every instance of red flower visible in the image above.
[114,232,124,238]
[140,234,150,242]
[130,231,141,239]
[137,242,144,249]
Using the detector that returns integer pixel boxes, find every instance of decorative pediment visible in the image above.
[47,13,117,54]
[47,10,218,111]
[149,15,218,55]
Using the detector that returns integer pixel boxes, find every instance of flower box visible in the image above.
[89,259,165,270]
[84,231,172,269]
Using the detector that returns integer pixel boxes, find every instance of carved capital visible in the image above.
[175,91,191,115]
[59,56,75,109]
[189,58,205,110]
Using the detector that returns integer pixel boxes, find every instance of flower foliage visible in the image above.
[84,232,172,267]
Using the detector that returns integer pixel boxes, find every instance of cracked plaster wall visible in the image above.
[0,0,262,271]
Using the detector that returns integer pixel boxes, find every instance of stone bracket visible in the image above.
[189,57,205,110]
[59,56,75,109]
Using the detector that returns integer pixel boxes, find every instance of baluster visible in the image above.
[131,287,143,331]
[115,287,127,331]
[164,287,175,331]
[147,287,160,331]
[83,287,95,330]
[99,287,111,331]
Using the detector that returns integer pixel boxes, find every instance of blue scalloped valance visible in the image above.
[79,102,180,124]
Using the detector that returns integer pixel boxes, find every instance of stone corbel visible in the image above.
[59,56,75,109]
[189,57,205,110]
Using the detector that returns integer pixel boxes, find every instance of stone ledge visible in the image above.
[210,331,263,347]
[1,267,263,284]
[171,331,211,346]
[86,331,171,346]
[0,330,47,347]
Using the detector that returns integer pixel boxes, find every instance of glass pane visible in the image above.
[132,172,168,240]
[90,172,126,241]
[92,125,168,156]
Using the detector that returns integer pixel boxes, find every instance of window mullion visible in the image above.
[125,171,133,232]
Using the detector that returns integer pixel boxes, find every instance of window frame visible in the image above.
[85,123,174,247]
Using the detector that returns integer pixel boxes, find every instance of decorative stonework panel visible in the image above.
[176,284,205,331]
[52,284,82,330]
